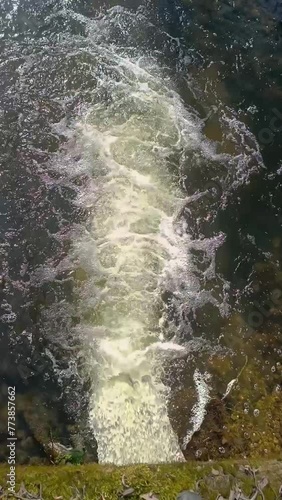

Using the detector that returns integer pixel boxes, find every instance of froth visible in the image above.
[59,7,231,464]
[73,50,202,463]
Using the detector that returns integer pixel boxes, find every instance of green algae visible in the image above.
[0,461,282,499]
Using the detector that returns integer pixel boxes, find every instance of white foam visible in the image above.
[47,6,262,465]
[182,370,211,449]
[69,40,203,463]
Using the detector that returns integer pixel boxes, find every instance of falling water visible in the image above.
[48,5,261,465]
[62,7,212,464]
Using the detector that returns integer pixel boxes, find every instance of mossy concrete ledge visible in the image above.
[0,460,282,499]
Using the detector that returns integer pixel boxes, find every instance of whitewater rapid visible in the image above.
[64,13,208,463]
[76,85,195,463]
[48,5,262,465]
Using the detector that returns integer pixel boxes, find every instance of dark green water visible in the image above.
[0,0,281,464]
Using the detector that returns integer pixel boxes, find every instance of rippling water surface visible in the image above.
[0,0,282,464]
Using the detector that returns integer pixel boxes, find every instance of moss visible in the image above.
[182,320,282,462]
[0,460,281,499]
[0,463,200,499]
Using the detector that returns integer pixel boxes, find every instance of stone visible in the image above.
[177,492,202,500]
[122,488,135,497]
[140,494,159,500]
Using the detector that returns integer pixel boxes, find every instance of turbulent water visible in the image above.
[50,7,260,464]
[1,0,281,466]
[57,8,208,464]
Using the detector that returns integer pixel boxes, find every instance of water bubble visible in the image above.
[253,409,260,417]
[244,408,249,414]
[271,366,276,373]
[243,402,249,409]
[195,449,202,458]
[275,385,281,392]
[218,447,225,454]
